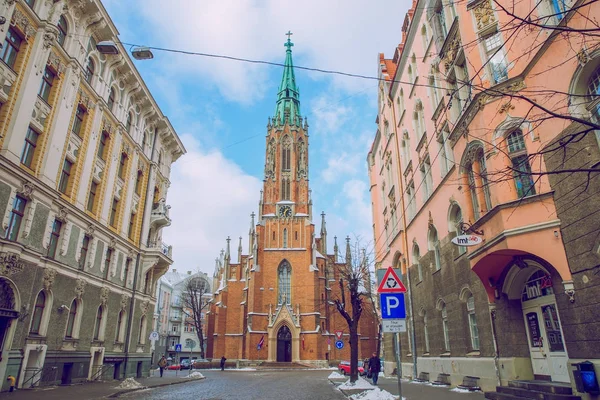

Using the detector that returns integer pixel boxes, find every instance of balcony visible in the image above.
[170,315,182,322]
[151,200,171,229]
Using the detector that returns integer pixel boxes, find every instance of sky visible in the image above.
[103,0,410,276]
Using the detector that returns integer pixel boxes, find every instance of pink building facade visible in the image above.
[369,0,600,395]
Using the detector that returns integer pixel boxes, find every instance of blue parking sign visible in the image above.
[380,293,406,319]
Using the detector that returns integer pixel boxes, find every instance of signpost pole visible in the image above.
[394,332,403,399]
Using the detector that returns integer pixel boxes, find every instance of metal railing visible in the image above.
[90,364,114,381]
[21,366,58,388]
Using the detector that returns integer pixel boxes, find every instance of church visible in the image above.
[205,37,378,366]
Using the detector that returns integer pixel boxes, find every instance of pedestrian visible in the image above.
[220,356,227,371]
[6,375,15,392]
[158,355,167,377]
[368,352,381,385]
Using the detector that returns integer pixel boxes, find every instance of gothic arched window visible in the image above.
[278,260,292,305]
[282,136,292,171]
[30,291,46,334]
[283,229,288,248]
[506,130,535,198]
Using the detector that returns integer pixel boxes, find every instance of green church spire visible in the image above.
[274,31,301,126]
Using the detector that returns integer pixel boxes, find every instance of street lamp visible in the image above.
[132,46,154,60]
[96,40,119,55]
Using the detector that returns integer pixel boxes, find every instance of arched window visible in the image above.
[278,260,292,305]
[423,311,430,353]
[449,203,466,255]
[588,67,600,119]
[283,229,288,248]
[30,291,46,334]
[413,243,423,281]
[141,133,147,151]
[138,315,147,344]
[126,112,133,133]
[57,16,68,47]
[441,303,450,351]
[429,66,441,107]
[116,310,125,342]
[85,57,95,84]
[93,306,104,340]
[477,150,493,211]
[421,24,429,53]
[397,89,405,118]
[506,130,535,198]
[466,294,480,350]
[428,226,442,271]
[407,65,413,85]
[411,54,418,83]
[65,299,78,338]
[108,87,116,111]
[282,136,291,171]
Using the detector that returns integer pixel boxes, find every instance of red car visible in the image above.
[338,360,366,376]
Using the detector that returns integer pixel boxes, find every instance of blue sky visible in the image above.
[103,0,410,276]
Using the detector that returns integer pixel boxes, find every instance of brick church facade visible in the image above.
[206,38,378,365]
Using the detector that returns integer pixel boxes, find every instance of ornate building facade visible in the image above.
[369,0,600,395]
[0,0,185,391]
[206,39,377,365]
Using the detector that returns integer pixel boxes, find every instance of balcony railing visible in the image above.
[148,240,173,259]
[151,200,171,229]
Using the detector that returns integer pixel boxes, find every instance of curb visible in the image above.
[106,376,205,398]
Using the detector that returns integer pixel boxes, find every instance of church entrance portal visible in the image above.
[276,325,292,362]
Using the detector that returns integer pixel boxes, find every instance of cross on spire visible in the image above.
[285,31,294,50]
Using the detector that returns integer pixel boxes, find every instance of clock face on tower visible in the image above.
[278,205,292,218]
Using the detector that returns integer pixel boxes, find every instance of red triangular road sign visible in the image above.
[377,266,407,293]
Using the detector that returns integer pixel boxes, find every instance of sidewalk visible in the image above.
[0,370,204,400]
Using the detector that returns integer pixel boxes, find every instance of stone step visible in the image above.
[508,381,574,395]
[256,362,307,369]
[498,386,581,400]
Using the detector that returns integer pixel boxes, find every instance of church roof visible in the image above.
[273,35,302,126]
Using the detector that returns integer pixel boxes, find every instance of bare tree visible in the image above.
[332,236,379,383]
[182,276,210,359]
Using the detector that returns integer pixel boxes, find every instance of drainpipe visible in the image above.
[123,127,160,378]
[389,88,418,379]
[489,303,502,386]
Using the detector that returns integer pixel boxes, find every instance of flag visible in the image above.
[257,335,265,350]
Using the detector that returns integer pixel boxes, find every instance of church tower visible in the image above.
[206,35,378,366]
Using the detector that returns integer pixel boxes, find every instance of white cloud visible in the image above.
[163,134,262,275]
[310,93,352,134]
[122,0,407,104]
[342,179,373,242]
[321,152,360,183]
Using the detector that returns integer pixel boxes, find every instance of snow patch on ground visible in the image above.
[116,378,143,389]
[349,387,402,400]
[231,368,257,371]
[339,376,374,390]
[184,371,205,379]
[328,371,346,379]
[451,387,482,393]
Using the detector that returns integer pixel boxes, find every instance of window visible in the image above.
[429,66,441,108]
[449,204,466,255]
[467,160,480,220]
[4,195,26,241]
[47,219,62,259]
[438,133,449,176]
[551,0,568,20]
[407,66,414,87]
[126,112,133,133]
[414,102,426,139]
[435,2,448,39]
[93,306,103,340]
[421,24,429,53]
[97,132,108,160]
[135,170,143,195]
[128,212,136,239]
[104,248,113,280]
[420,157,433,200]
[118,152,127,180]
[483,31,508,84]
[141,133,147,151]
[467,294,480,350]
[423,312,430,353]
[413,244,423,281]
[138,315,147,344]
[478,151,493,210]
[281,178,290,200]
[123,258,131,286]
[441,304,450,351]
[429,226,442,271]
[72,106,85,137]
[30,291,46,335]
[282,146,291,170]
[87,181,97,212]
[507,130,535,198]
[278,260,291,304]
[283,228,288,248]
[406,181,416,221]
[58,159,72,194]
[397,89,405,118]
[411,54,418,83]
[85,57,95,84]
[57,16,68,47]
[108,87,116,111]
[116,310,125,342]
[1,28,22,69]
[79,235,90,270]
[39,67,55,102]
[24,0,35,8]
[21,127,39,168]
[65,299,77,338]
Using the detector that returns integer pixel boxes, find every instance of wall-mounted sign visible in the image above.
[451,235,483,247]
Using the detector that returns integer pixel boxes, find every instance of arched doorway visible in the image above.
[0,278,19,386]
[276,325,292,362]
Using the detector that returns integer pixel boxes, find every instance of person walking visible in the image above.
[368,352,381,385]
[220,356,227,371]
[158,355,167,377]
[6,375,15,392]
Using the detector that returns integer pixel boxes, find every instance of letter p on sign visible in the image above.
[380,293,406,319]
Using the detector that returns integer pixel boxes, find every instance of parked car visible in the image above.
[166,364,181,370]
[192,359,210,369]
[180,359,192,370]
[338,360,366,376]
